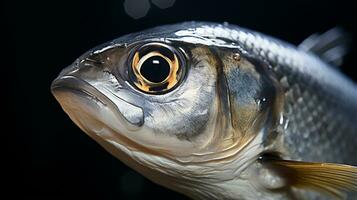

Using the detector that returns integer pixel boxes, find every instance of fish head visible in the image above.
[51,23,284,199]
[52,26,220,156]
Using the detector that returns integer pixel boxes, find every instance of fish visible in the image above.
[51,22,357,200]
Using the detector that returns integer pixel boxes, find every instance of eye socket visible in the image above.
[129,43,184,94]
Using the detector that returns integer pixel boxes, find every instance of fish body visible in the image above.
[51,22,357,199]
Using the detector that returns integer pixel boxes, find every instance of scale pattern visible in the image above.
[186,23,357,165]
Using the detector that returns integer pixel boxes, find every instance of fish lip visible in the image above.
[51,75,144,129]
[51,75,107,105]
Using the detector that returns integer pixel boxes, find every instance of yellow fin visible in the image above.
[260,158,357,199]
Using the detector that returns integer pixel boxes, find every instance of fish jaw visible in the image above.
[51,74,138,137]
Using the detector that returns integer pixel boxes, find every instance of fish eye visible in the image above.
[129,42,184,94]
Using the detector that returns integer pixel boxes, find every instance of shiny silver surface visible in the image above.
[52,22,357,200]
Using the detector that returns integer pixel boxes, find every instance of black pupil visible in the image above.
[140,56,170,83]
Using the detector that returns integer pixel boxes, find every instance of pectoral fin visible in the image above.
[259,156,357,199]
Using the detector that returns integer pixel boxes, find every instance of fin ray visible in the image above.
[298,27,351,67]
[260,158,357,199]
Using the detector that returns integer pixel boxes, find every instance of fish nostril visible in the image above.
[55,60,82,79]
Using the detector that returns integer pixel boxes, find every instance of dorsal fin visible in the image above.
[298,28,351,67]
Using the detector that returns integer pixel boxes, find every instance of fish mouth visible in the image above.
[51,75,107,105]
[51,74,144,130]
[51,75,157,157]
[51,75,115,136]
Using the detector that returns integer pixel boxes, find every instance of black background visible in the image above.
[9,0,357,199]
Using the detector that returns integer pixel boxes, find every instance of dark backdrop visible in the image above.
[9,0,357,199]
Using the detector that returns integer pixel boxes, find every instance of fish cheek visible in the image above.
[138,47,219,153]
